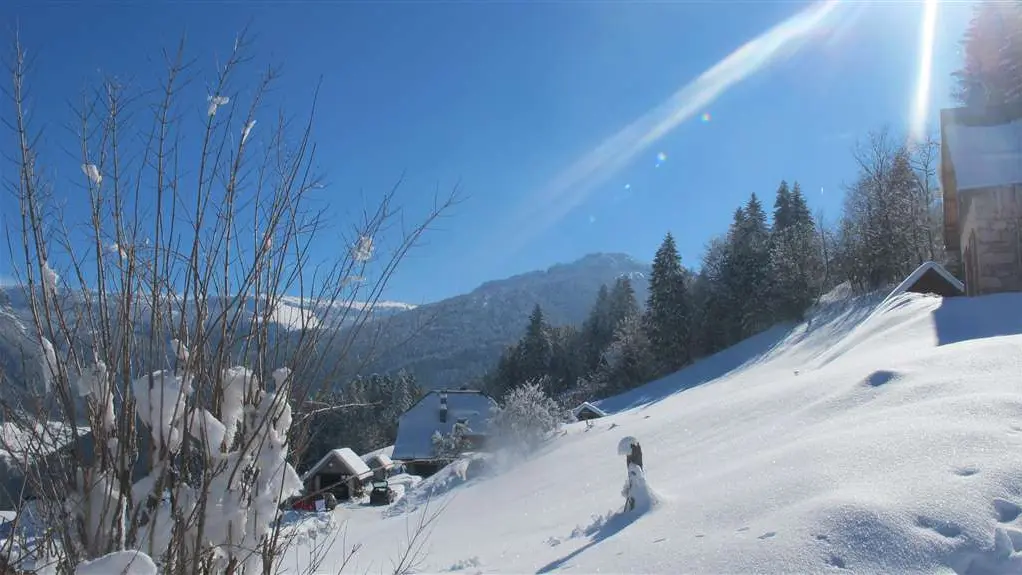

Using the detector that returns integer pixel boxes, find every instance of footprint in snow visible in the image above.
[953,466,980,477]
[916,515,963,538]
[826,554,848,570]
[862,369,901,388]
[737,526,750,533]
[1003,527,1022,551]
[758,531,776,540]
[993,498,1022,523]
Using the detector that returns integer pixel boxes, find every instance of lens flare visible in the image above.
[910,0,938,143]
[492,0,843,257]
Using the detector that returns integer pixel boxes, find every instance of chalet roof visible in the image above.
[571,402,608,419]
[887,261,965,301]
[392,389,496,462]
[942,104,1022,193]
[302,447,372,482]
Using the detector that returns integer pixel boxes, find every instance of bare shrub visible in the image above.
[0,29,455,574]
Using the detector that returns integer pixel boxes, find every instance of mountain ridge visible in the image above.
[0,252,651,393]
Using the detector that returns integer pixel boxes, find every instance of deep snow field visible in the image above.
[292,289,1022,574]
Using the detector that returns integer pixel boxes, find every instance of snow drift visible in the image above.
[295,290,1022,574]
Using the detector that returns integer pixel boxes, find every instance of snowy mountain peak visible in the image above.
[473,253,648,295]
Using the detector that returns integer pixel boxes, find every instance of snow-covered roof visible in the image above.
[887,261,965,301]
[301,447,372,482]
[944,115,1022,192]
[365,452,394,470]
[571,402,607,419]
[360,444,394,462]
[392,390,497,461]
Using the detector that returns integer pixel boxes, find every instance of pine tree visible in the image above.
[716,209,750,345]
[644,232,692,375]
[580,284,615,372]
[772,181,792,231]
[790,182,812,228]
[770,181,823,320]
[952,1,1022,107]
[608,276,640,326]
[594,314,654,394]
[519,304,553,384]
[547,325,586,397]
[389,370,422,422]
[725,193,773,337]
[489,343,524,398]
[691,236,732,356]
[744,193,770,241]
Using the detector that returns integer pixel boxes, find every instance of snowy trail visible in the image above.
[296,291,1022,574]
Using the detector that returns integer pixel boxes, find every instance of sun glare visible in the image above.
[494,0,843,257]
[910,0,939,143]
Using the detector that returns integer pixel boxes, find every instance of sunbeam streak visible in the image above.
[494,0,844,257]
[911,0,939,143]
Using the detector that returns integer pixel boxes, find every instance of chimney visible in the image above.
[439,391,448,423]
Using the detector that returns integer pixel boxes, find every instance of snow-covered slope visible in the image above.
[297,290,1022,574]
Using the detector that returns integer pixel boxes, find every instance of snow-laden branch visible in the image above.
[295,400,381,426]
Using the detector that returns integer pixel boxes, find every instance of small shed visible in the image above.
[888,261,965,299]
[571,402,608,422]
[363,452,396,479]
[301,448,373,501]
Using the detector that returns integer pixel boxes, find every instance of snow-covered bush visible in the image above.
[2,32,454,574]
[490,381,564,454]
[431,420,473,459]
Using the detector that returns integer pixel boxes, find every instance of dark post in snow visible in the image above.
[627,441,642,470]
[617,436,642,512]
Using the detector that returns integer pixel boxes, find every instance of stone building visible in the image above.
[941,102,1022,295]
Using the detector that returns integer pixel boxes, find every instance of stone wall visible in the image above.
[959,184,1022,295]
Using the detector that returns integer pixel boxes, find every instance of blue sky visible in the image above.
[0,1,973,304]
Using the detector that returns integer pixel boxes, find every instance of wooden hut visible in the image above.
[301,448,373,501]
[888,261,965,299]
[571,402,608,422]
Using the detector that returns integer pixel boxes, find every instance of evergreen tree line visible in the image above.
[297,371,423,470]
[483,132,947,407]
[306,0,1020,458]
